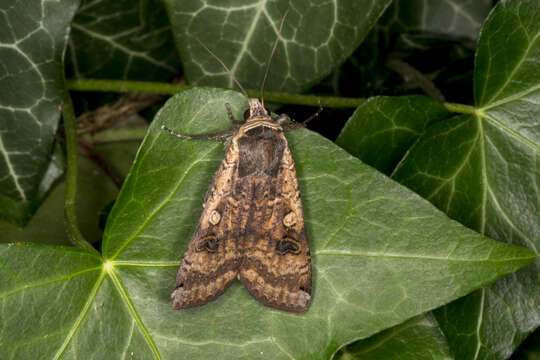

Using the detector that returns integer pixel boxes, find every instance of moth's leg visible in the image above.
[283,100,323,131]
[161,125,235,140]
[225,103,237,123]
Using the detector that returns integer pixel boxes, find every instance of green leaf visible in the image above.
[391,0,540,358]
[0,142,64,227]
[0,140,141,246]
[0,243,108,359]
[336,96,451,175]
[314,0,489,101]
[10,86,533,359]
[335,314,452,360]
[0,0,79,225]
[393,0,492,40]
[66,0,180,81]
[474,1,540,111]
[162,0,393,92]
[512,328,540,360]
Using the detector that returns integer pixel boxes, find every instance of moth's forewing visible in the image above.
[237,130,311,312]
[171,140,240,309]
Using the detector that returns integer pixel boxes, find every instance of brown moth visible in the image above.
[162,13,321,313]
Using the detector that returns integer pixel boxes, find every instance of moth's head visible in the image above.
[245,98,270,121]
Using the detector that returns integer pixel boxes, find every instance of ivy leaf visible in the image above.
[333,97,451,360]
[393,0,492,40]
[390,0,540,358]
[335,314,452,360]
[336,96,451,175]
[0,0,79,225]
[162,0,393,92]
[0,139,141,246]
[66,0,180,81]
[315,0,491,100]
[2,88,533,359]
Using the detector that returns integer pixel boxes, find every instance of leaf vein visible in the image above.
[109,268,161,359]
[313,249,531,262]
[108,143,220,259]
[482,28,540,106]
[52,270,106,360]
[0,266,102,300]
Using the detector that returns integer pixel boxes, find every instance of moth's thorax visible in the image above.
[239,118,282,133]
[247,98,269,119]
[242,99,282,133]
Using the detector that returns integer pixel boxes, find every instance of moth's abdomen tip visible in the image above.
[171,296,195,310]
[289,290,310,313]
[271,293,310,313]
[171,288,184,310]
[171,286,195,310]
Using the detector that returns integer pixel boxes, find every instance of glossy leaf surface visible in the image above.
[336,96,451,175]
[335,314,452,360]
[391,1,540,358]
[66,0,180,80]
[0,0,79,225]
[163,0,393,92]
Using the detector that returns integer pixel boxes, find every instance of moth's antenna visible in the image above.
[260,10,289,108]
[194,37,249,99]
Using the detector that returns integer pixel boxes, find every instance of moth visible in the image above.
[162,13,321,313]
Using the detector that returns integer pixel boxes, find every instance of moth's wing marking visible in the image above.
[171,140,241,309]
[239,134,312,313]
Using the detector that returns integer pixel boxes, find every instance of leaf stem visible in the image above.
[443,102,478,115]
[83,126,148,144]
[62,91,101,256]
[66,79,365,108]
[66,79,479,115]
